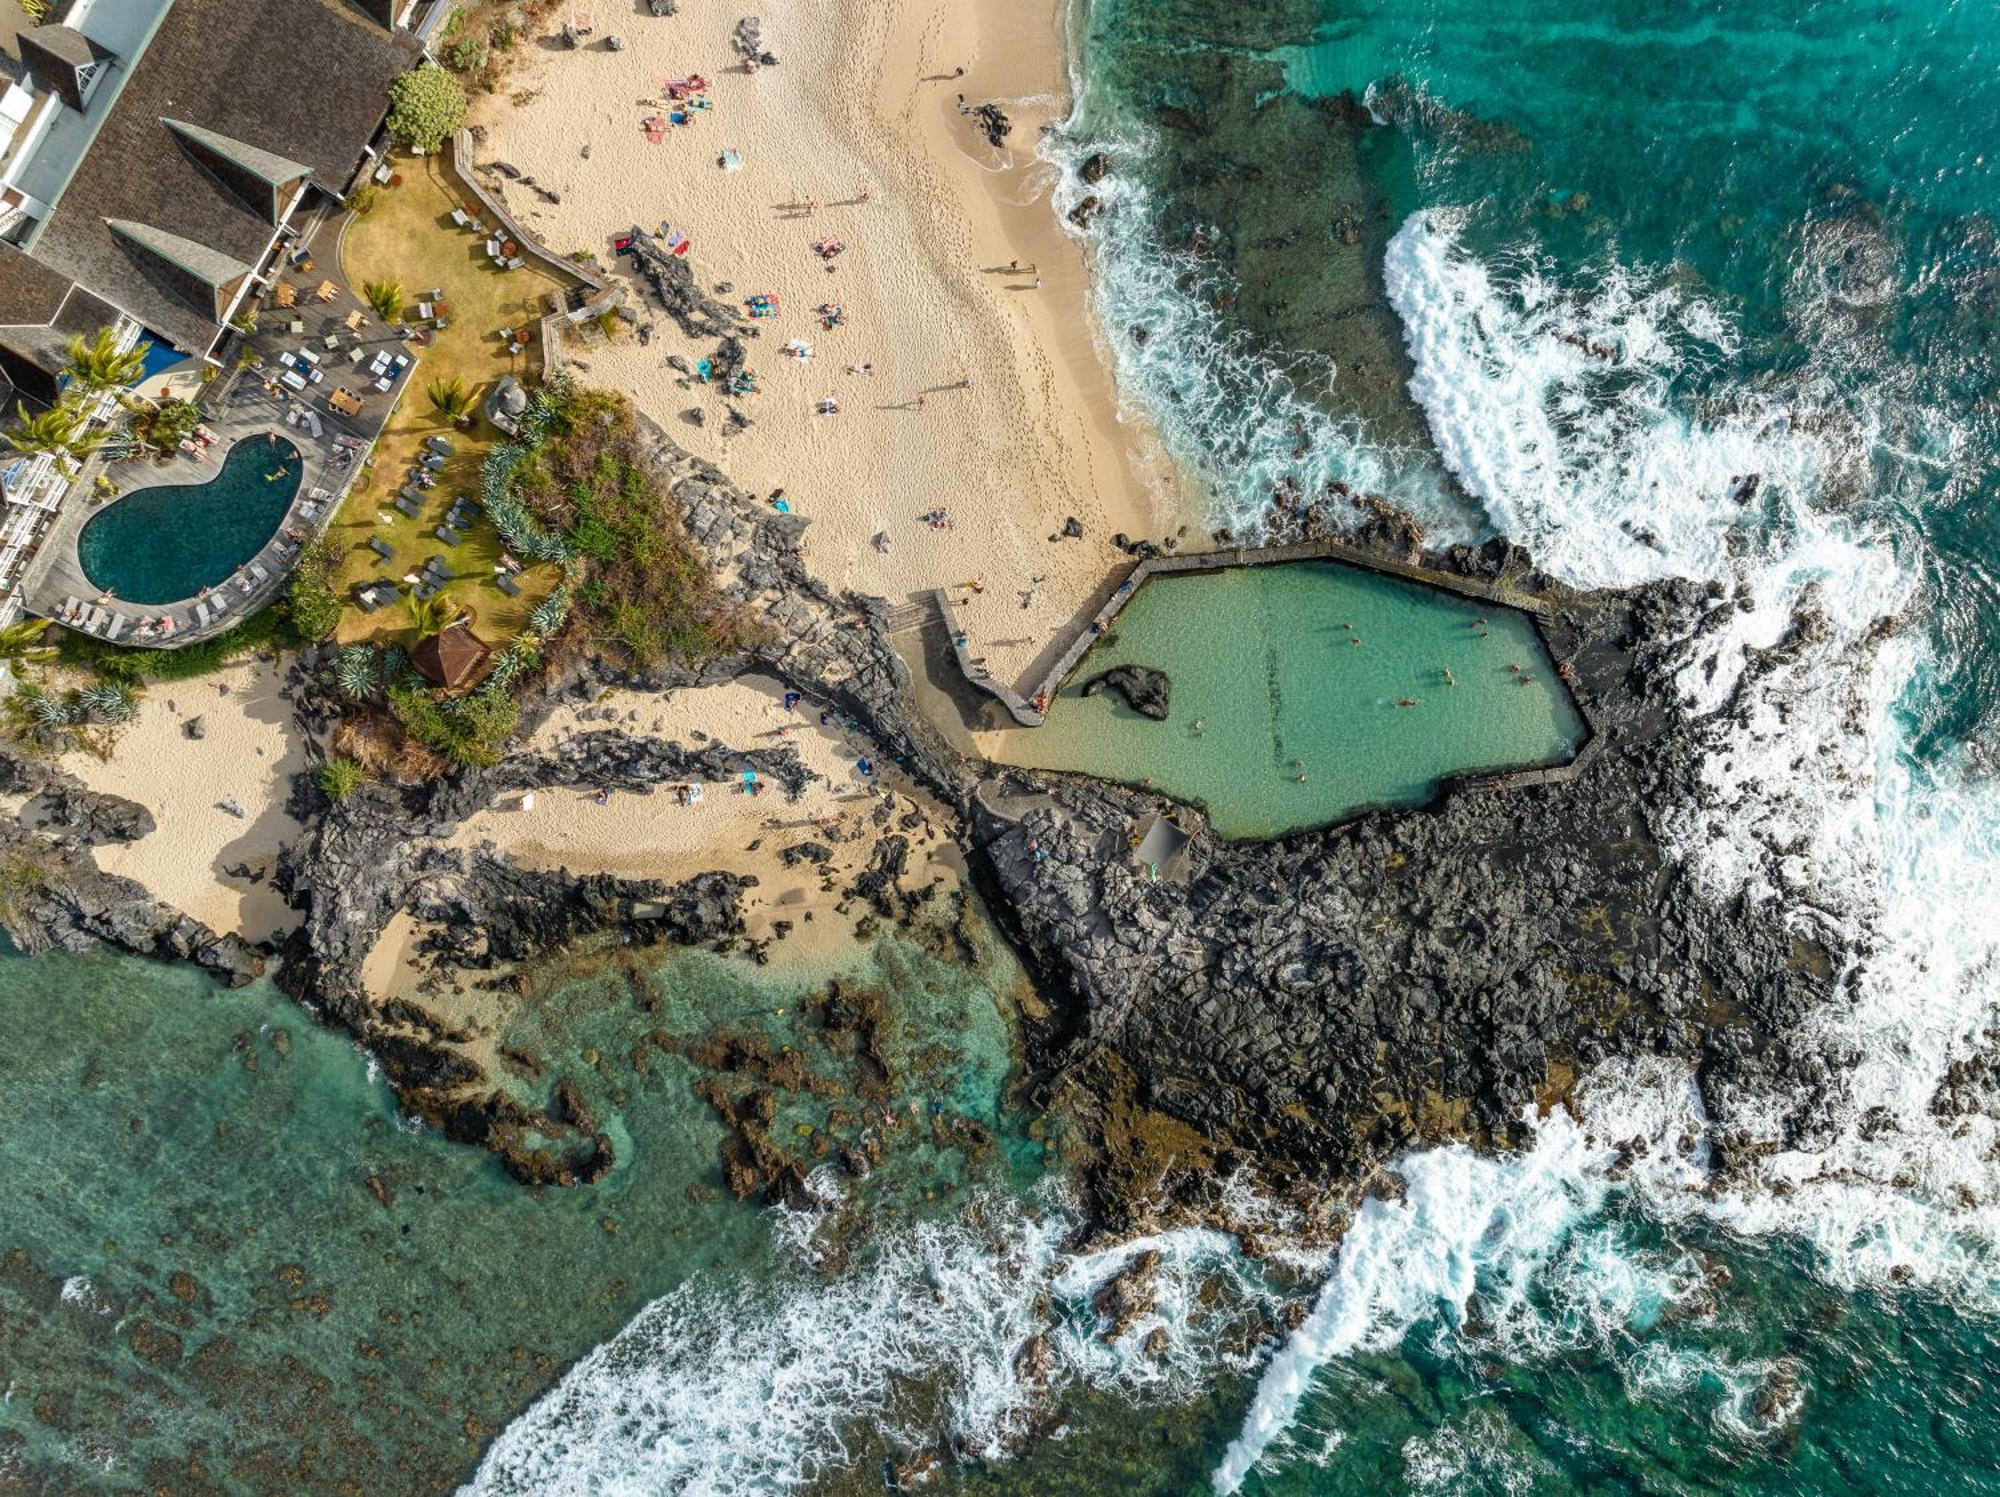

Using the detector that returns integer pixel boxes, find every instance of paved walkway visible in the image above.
[938,537,1563,729]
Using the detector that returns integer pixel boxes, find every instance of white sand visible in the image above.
[479,0,1189,696]
[441,674,959,972]
[61,660,306,945]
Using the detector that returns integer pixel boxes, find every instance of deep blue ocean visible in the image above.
[6,1,2000,1493]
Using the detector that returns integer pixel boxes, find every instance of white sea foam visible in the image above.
[461,1190,1286,1497]
[477,81,2000,1497]
[1209,206,2000,1486]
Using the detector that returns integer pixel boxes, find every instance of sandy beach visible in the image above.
[59,660,306,945]
[363,675,962,1000]
[479,0,1185,696]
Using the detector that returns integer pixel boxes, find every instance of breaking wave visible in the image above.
[461,1186,1304,1496]
[472,58,2000,1497]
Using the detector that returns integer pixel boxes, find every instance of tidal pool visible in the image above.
[994,561,1587,839]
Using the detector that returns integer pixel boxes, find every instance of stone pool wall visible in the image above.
[939,536,1603,804]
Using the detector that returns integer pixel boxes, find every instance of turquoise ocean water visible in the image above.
[13,0,2000,1492]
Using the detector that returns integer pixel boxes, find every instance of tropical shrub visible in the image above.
[317,757,367,801]
[63,327,147,395]
[362,280,404,323]
[388,681,519,768]
[385,65,468,152]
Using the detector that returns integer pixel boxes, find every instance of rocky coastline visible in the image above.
[0,415,1868,1230]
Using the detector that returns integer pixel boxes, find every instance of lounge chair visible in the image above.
[195,600,212,627]
[354,585,381,612]
[451,208,470,228]
[424,436,455,456]
[495,572,522,598]
[377,582,402,605]
[104,612,127,642]
[436,525,463,545]
[368,537,395,561]
[249,562,270,584]
[394,495,422,518]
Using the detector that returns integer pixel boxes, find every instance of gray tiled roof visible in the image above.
[161,119,314,189]
[28,0,411,354]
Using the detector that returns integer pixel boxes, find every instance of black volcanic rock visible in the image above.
[1083,664,1171,720]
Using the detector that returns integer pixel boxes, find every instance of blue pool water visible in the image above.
[77,435,302,606]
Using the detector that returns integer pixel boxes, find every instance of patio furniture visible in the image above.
[316,280,339,302]
[287,319,305,334]
[484,238,500,258]
[505,257,525,271]
[424,555,450,576]
[368,537,395,560]
[195,600,212,627]
[355,585,381,612]
[274,282,297,308]
[394,494,421,518]
[323,334,340,350]
[104,612,127,641]
[416,301,433,320]
[308,368,324,384]
[279,350,297,367]
[377,583,403,605]
[298,347,320,365]
[250,562,270,584]
[345,308,366,331]
[424,436,455,456]
[210,591,231,615]
[280,369,307,392]
[436,525,463,545]
[495,572,522,598]
[451,208,471,228]
[374,377,392,393]
[328,388,364,416]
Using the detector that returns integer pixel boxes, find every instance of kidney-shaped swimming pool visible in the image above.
[78,436,303,606]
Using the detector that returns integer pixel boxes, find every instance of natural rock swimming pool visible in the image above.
[78,436,303,606]
[990,560,1587,838]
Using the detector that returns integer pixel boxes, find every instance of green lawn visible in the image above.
[331,150,575,647]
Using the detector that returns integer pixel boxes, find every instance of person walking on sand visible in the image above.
[915,393,927,410]
[806,196,820,216]
[1034,276,1043,290]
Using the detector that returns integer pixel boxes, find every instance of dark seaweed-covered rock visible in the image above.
[1082,664,1171,720]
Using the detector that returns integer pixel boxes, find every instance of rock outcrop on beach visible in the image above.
[1081,664,1171,720]
[968,531,1858,1226]
[0,407,1857,1227]
[0,755,260,987]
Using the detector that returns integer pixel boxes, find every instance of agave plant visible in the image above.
[333,645,379,699]
[62,326,148,397]
[527,582,570,639]
[78,682,137,722]
[29,688,80,728]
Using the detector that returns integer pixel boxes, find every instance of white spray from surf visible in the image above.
[1211,212,2000,1490]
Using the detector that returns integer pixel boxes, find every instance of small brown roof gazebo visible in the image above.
[410,620,489,689]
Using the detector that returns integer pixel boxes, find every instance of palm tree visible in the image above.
[62,327,149,397]
[0,618,56,673]
[362,280,404,323]
[428,376,470,425]
[6,401,104,476]
[406,590,459,640]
